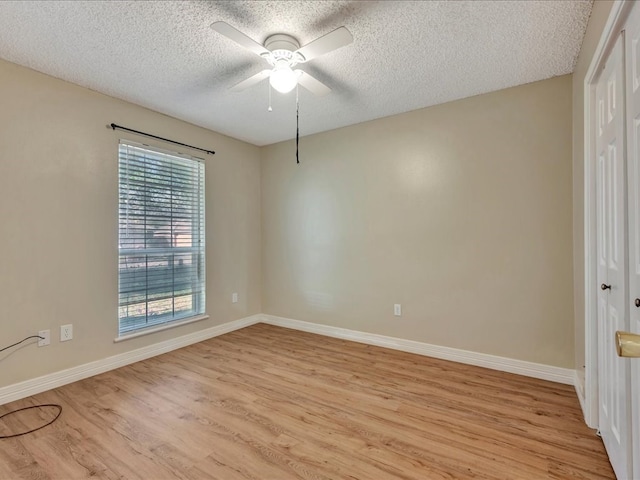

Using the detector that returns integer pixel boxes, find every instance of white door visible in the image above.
[624,5,640,478]
[595,33,632,479]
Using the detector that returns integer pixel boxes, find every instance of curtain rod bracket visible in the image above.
[109,123,215,155]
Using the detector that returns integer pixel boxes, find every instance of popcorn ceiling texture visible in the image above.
[0,0,593,146]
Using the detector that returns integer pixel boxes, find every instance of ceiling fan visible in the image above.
[211,21,353,96]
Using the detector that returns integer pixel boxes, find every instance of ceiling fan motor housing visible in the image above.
[262,34,305,66]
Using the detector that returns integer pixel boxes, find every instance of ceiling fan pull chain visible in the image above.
[296,85,299,164]
[268,82,273,112]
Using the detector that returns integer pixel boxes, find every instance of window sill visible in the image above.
[114,314,210,343]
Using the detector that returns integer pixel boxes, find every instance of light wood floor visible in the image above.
[0,324,614,479]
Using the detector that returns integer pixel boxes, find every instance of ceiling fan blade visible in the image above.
[295,70,331,96]
[230,69,271,92]
[211,21,270,57]
[295,26,353,62]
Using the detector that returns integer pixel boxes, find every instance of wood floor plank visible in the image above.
[0,323,614,479]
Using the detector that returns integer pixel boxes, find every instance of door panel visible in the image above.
[609,143,621,271]
[596,33,631,479]
[608,303,621,442]
[625,4,640,477]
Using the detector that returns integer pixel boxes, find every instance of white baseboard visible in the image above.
[261,314,576,385]
[574,371,588,421]
[1,313,576,406]
[0,314,261,406]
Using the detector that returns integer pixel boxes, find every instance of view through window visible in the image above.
[118,141,205,335]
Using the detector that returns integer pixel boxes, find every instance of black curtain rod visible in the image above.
[110,123,215,155]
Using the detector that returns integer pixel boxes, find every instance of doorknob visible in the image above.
[615,331,640,357]
[601,283,612,290]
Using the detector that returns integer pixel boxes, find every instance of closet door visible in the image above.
[625,4,640,477]
[595,33,631,479]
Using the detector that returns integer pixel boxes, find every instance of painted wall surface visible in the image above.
[262,75,574,368]
[0,59,262,387]
[572,0,615,393]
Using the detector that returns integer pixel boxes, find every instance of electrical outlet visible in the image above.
[232,292,238,303]
[38,329,50,347]
[394,304,402,316]
[60,324,73,342]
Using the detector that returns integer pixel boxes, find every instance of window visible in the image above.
[118,141,205,335]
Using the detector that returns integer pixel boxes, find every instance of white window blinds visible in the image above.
[118,141,205,335]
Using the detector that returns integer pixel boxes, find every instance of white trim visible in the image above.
[583,0,632,429]
[575,370,587,419]
[261,315,575,385]
[114,314,210,342]
[2,313,578,407]
[0,315,261,406]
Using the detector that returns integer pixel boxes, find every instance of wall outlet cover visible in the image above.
[38,329,50,347]
[60,324,73,342]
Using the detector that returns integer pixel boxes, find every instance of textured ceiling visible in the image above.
[0,1,593,146]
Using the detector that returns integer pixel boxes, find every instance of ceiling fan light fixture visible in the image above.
[269,62,298,93]
[212,22,351,96]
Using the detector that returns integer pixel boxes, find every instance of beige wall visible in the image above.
[572,1,615,392]
[0,17,601,388]
[0,59,262,387]
[262,75,574,368]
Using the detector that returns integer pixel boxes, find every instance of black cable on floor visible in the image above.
[0,404,62,439]
[0,336,63,439]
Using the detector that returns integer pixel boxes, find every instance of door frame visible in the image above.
[584,0,635,429]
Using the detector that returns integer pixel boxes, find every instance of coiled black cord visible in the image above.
[0,336,63,439]
[0,404,62,439]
